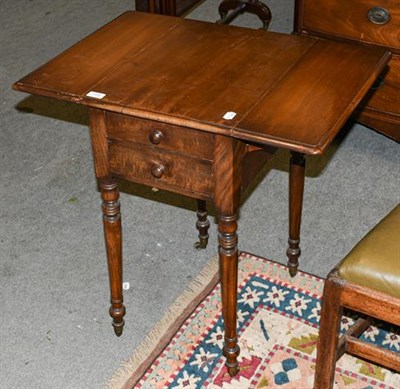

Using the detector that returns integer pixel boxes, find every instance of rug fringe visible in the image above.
[104,255,219,389]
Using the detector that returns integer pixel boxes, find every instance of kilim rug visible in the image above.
[106,252,400,389]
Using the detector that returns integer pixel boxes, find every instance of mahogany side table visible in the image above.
[13,12,389,376]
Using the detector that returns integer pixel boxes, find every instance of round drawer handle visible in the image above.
[149,130,164,144]
[151,163,166,178]
[368,6,390,25]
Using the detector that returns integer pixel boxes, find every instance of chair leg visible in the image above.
[242,0,272,29]
[218,0,243,20]
[217,0,271,29]
[165,0,177,15]
[147,0,157,13]
[314,275,343,389]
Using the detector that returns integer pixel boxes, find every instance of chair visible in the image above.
[314,205,400,388]
[135,0,201,16]
[217,0,272,30]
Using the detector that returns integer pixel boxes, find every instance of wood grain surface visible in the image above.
[13,11,391,155]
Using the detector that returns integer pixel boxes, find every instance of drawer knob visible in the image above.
[149,130,164,144]
[368,6,390,25]
[151,163,166,178]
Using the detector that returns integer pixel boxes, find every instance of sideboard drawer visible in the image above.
[106,112,215,161]
[355,54,400,140]
[359,55,400,115]
[301,0,400,52]
[296,0,400,141]
[109,140,214,199]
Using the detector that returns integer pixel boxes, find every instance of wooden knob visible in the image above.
[149,130,164,144]
[151,163,166,178]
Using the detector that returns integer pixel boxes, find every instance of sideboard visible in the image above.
[295,0,400,142]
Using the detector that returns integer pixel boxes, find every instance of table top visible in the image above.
[13,12,390,154]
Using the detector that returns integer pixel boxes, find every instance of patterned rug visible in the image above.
[106,252,399,389]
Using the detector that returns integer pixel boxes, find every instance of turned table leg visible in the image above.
[88,108,125,336]
[287,151,305,277]
[194,199,210,249]
[214,136,244,376]
[100,178,125,336]
[89,108,126,336]
[218,214,240,376]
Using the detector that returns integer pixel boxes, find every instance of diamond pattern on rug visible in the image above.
[134,253,399,389]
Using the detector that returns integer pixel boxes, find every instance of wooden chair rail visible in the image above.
[345,335,400,371]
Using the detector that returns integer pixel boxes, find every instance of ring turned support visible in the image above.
[287,151,305,277]
[194,199,210,249]
[100,178,125,336]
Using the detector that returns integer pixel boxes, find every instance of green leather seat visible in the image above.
[338,205,400,298]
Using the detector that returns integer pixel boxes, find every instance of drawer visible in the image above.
[359,54,400,116]
[355,54,400,140]
[106,112,214,161]
[300,0,400,52]
[109,140,214,199]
